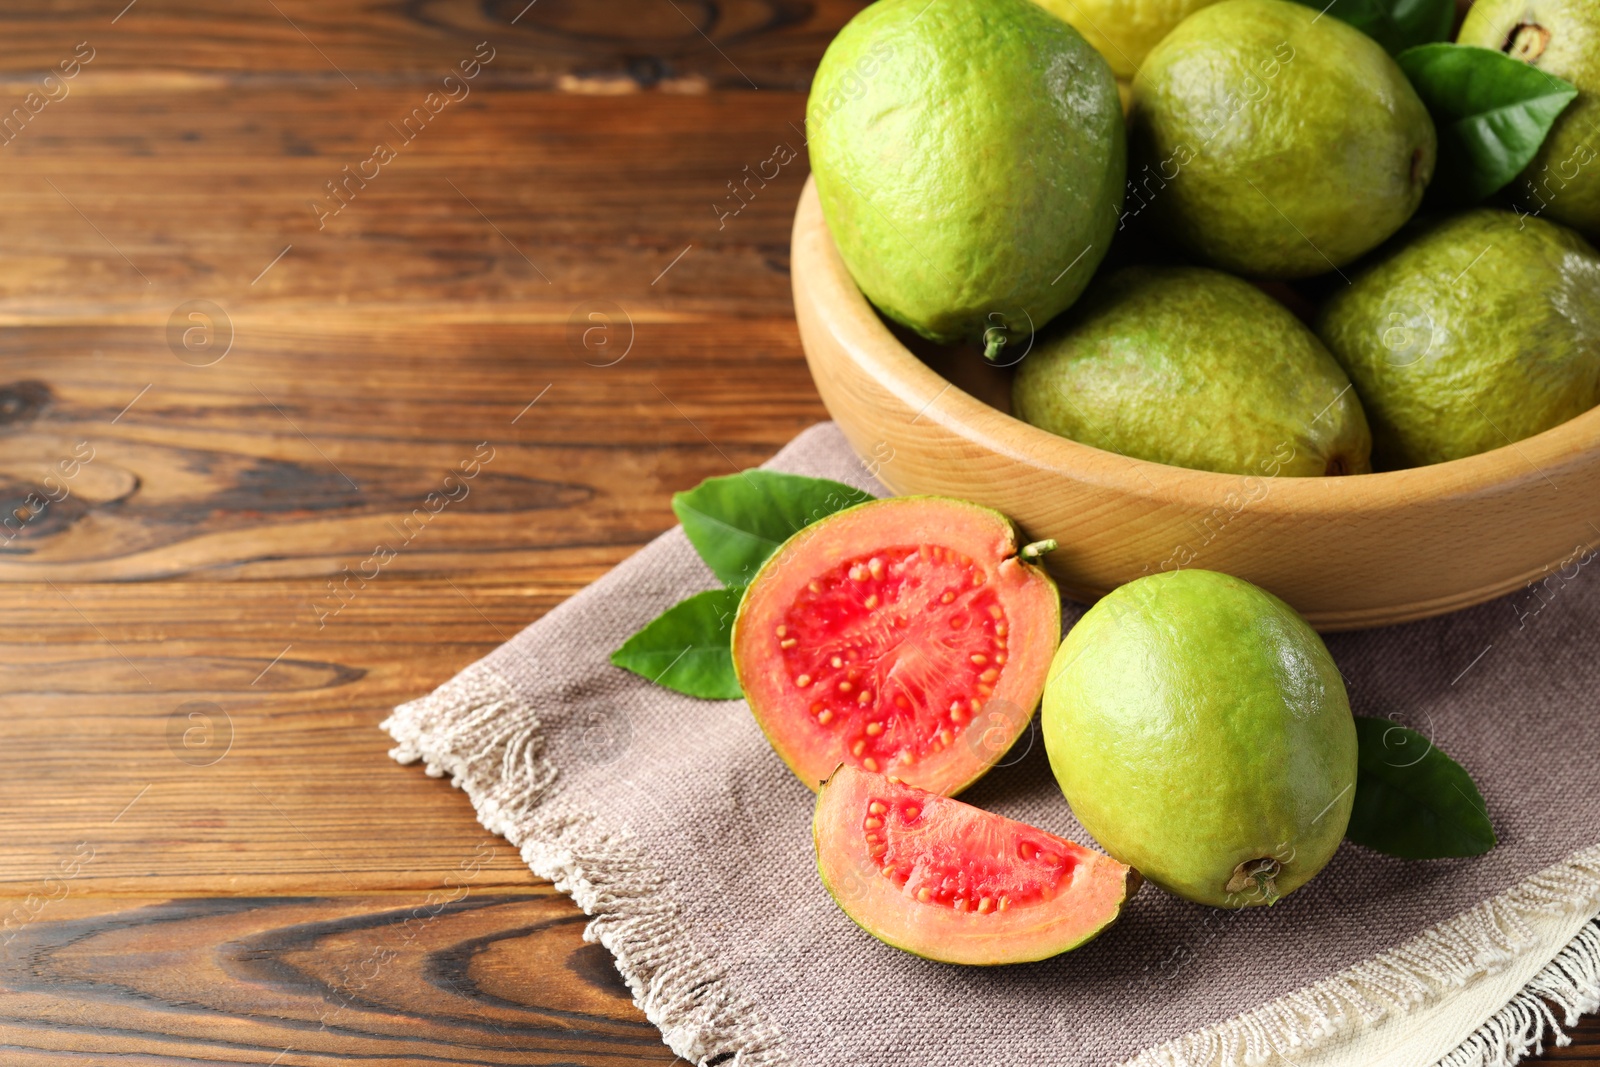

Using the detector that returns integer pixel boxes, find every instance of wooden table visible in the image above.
[0,2,1592,1063]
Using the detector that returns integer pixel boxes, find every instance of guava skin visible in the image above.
[1316,210,1600,469]
[1013,266,1372,475]
[1031,0,1224,79]
[806,0,1125,345]
[1460,0,1600,238]
[1042,570,1357,908]
[1128,0,1436,278]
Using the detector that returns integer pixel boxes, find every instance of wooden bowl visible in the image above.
[790,176,1600,630]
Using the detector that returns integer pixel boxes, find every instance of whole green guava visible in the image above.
[1127,0,1435,277]
[1316,209,1600,469]
[1459,0,1600,238]
[807,0,1124,348]
[1031,0,1224,79]
[1013,266,1371,475]
[1043,569,1357,908]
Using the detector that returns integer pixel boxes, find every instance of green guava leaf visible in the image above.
[1289,0,1453,55]
[615,471,873,700]
[1345,716,1497,859]
[609,587,744,700]
[672,470,872,587]
[1397,43,1579,203]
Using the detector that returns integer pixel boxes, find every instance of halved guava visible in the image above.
[814,766,1140,964]
[731,496,1060,795]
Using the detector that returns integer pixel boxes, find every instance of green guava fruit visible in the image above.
[1316,209,1600,469]
[1031,0,1224,79]
[806,0,1124,349]
[732,496,1062,796]
[1013,265,1372,475]
[1459,0,1600,237]
[1043,569,1357,908]
[1128,0,1435,277]
[814,765,1140,963]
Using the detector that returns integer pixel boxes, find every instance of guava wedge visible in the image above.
[731,496,1061,795]
[814,766,1140,964]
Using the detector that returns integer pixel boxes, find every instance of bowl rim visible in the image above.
[795,175,1598,518]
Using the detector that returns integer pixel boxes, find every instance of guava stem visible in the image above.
[982,326,1008,362]
[1226,857,1281,905]
[1019,539,1058,561]
[1507,22,1550,62]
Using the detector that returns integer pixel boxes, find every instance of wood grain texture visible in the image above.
[0,892,682,1065]
[0,320,821,581]
[0,0,1592,1063]
[0,0,864,90]
[0,5,828,1061]
[0,86,813,321]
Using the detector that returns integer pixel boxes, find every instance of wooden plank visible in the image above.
[0,90,814,322]
[0,0,868,90]
[0,891,687,1065]
[0,320,826,582]
[0,890,1594,1064]
[0,582,528,893]
[1558,1020,1600,1065]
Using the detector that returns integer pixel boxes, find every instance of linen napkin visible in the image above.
[383,422,1600,1067]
